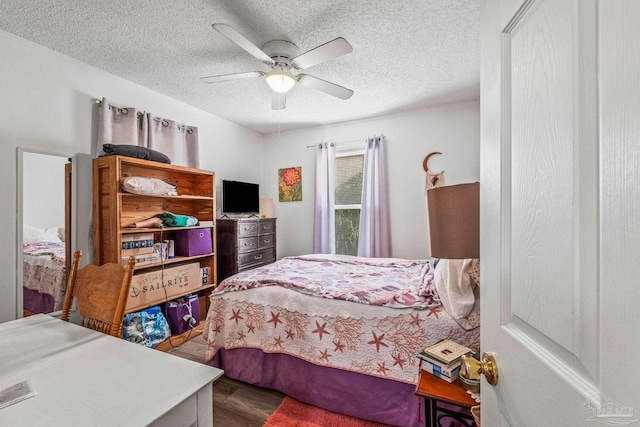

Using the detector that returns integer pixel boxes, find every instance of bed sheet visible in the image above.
[22,242,66,311]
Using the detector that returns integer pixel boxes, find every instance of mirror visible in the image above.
[17,150,70,317]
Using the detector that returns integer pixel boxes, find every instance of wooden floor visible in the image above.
[167,335,286,427]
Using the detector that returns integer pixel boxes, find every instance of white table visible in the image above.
[0,314,223,426]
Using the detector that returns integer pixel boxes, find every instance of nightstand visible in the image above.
[415,369,478,427]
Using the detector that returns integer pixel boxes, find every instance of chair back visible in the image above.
[61,251,136,337]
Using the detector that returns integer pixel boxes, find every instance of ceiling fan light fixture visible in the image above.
[265,70,296,93]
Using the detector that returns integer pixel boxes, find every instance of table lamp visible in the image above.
[427,182,479,259]
[427,182,497,387]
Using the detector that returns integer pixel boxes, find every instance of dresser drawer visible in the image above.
[258,220,275,235]
[258,234,275,248]
[238,237,258,253]
[216,218,277,284]
[238,248,275,268]
[237,222,258,237]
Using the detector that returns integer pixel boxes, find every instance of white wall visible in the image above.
[0,30,264,322]
[0,29,480,322]
[22,152,67,229]
[262,101,480,260]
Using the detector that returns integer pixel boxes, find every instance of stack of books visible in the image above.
[121,233,160,267]
[416,339,473,383]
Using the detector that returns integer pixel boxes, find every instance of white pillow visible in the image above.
[23,226,62,245]
[121,177,177,196]
[434,259,476,321]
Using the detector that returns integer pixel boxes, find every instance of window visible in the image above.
[334,150,364,255]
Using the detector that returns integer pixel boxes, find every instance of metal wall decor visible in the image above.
[423,152,444,189]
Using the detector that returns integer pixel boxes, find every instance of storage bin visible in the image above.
[175,228,212,257]
[165,294,200,335]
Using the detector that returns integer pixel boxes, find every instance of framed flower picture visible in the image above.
[278,167,302,202]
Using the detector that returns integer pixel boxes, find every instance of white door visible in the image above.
[481,0,640,425]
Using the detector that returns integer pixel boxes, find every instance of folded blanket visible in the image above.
[159,212,198,227]
[125,217,163,228]
[121,176,177,196]
[101,144,171,164]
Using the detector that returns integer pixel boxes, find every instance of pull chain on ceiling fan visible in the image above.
[200,24,354,110]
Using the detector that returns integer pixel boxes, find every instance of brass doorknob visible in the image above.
[460,352,499,386]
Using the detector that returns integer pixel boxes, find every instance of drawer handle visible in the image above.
[263,239,271,244]
[254,254,263,260]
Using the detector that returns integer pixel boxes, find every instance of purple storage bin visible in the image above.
[165,294,200,335]
[175,228,212,257]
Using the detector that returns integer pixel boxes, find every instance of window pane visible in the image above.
[335,155,364,205]
[335,209,360,256]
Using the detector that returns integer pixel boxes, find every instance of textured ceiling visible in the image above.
[0,0,480,134]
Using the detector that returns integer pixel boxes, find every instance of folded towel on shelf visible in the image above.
[159,212,198,227]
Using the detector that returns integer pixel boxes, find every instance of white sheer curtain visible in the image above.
[96,98,200,168]
[313,142,336,254]
[358,135,390,257]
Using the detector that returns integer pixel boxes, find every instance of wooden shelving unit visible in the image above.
[92,155,217,350]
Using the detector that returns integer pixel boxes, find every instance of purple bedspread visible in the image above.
[214,347,424,427]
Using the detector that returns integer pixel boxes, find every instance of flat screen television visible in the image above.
[222,180,260,214]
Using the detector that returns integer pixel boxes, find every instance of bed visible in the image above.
[203,254,480,427]
[22,227,67,315]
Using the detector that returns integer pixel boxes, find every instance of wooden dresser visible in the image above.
[216,218,276,283]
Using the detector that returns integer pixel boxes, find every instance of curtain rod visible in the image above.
[305,134,385,149]
[94,96,380,143]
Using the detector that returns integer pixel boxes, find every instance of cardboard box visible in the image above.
[175,229,212,257]
[126,262,201,311]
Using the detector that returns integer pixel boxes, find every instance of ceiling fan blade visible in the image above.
[297,74,354,100]
[272,92,286,110]
[292,37,353,69]
[200,71,265,84]
[212,23,274,64]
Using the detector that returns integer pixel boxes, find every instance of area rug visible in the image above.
[263,396,396,427]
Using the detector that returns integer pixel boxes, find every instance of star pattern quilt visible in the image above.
[204,255,479,385]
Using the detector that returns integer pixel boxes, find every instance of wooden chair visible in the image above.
[61,250,136,338]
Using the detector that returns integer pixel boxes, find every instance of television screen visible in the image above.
[222,180,260,214]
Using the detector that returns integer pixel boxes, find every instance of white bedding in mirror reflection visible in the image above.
[19,151,69,317]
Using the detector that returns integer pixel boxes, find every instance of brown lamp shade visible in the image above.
[427,182,480,259]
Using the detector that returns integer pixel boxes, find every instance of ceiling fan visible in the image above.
[201,24,354,110]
